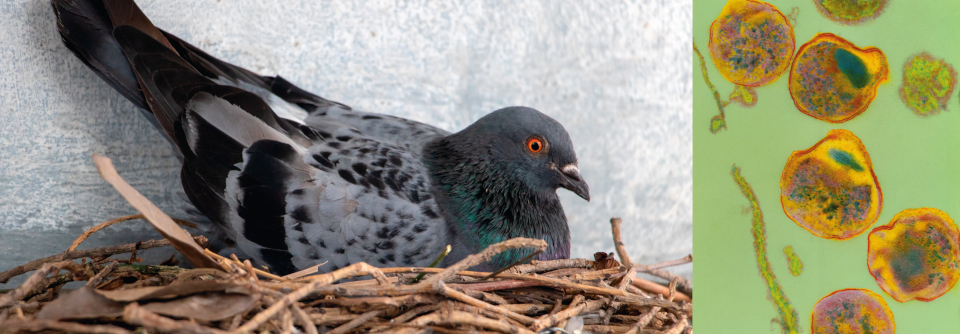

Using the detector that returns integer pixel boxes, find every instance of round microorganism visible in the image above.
[781,129,882,240]
[899,52,958,117]
[868,208,960,302]
[814,0,888,25]
[812,288,894,334]
[789,33,888,123]
[708,0,795,87]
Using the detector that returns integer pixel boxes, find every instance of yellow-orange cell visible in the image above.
[780,129,881,240]
[868,208,960,302]
[789,33,888,123]
[815,0,888,25]
[708,0,795,87]
[812,289,894,334]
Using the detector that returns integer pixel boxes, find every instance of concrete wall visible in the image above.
[0,0,691,285]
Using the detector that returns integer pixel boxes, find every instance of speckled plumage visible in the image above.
[52,0,590,274]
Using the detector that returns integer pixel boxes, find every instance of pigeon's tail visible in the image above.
[50,0,348,131]
[51,0,152,111]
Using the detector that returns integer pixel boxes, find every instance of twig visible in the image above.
[637,268,693,297]
[631,276,691,303]
[391,304,442,324]
[87,261,119,287]
[407,309,537,334]
[484,249,543,279]
[663,312,688,334]
[416,238,547,288]
[238,262,389,332]
[327,310,382,334]
[438,282,537,325]
[0,236,206,283]
[0,261,81,309]
[66,214,199,253]
[447,279,542,292]
[123,303,226,334]
[533,296,608,331]
[610,218,633,266]
[624,306,661,334]
[0,320,130,334]
[636,255,692,272]
[290,303,319,334]
[203,249,285,281]
[507,258,595,274]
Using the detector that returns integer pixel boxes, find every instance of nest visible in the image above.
[0,156,692,334]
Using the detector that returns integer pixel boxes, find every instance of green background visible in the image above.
[694,0,960,332]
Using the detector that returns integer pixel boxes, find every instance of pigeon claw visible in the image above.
[558,163,590,202]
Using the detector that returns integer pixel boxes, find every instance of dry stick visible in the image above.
[391,304,443,324]
[610,218,643,295]
[237,262,389,333]
[583,325,633,333]
[20,273,74,302]
[203,249,285,281]
[86,261,119,287]
[0,320,131,334]
[66,214,198,253]
[308,296,399,308]
[636,255,692,272]
[290,303,319,334]
[281,308,294,334]
[444,300,527,328]
[610,218,633,266]
[0,236,205,284]
[668,277,680,302]
[633,255,693,297]
[438,283,537,325]
[631,276,691,303]
[507,258,595,274]
[407,309,537,334]
[636,266,693,297]
[417,238,547,288]
[663,312,688,334]
[533,297,608,331]
[612,216,693,296]
[327,310,383,334]
[447,279,542,292]
[617,266,637,291]
[0,261,80,309]
[377,267,637,299]
[123,303,226,334]
[624,306,661,334]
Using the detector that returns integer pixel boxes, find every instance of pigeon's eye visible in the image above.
[526,137,544,153]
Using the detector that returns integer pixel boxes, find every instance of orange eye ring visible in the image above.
[526,137,544,153]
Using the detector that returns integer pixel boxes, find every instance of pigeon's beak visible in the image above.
[557,163,590,202]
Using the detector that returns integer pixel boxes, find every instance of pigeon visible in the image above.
[51,0,590,275]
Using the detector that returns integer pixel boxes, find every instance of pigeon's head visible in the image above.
[459,106,590,201]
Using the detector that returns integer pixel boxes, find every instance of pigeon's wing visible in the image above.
[306,107,451,150]
[178,93,449,275]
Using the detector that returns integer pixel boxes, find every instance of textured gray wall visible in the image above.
[0,0,691,285]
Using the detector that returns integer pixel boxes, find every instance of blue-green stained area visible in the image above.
[834,48,870,88]
[891,244,925,284]
[829,148,864,172]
